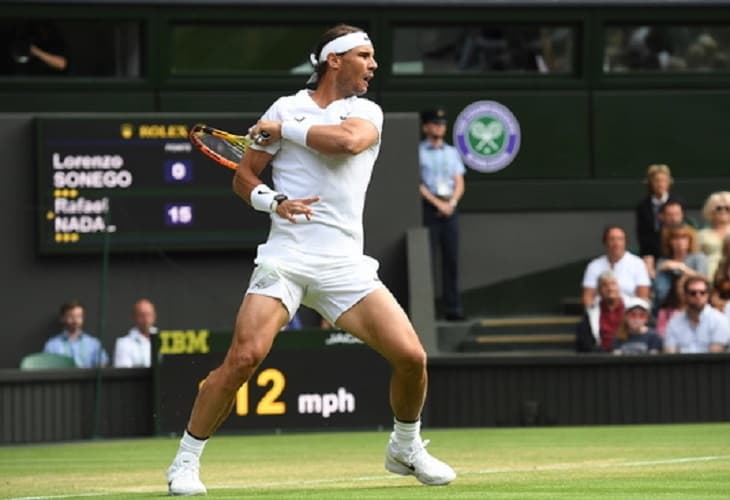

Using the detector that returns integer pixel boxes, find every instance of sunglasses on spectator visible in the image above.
[714,205,730,212]
[686,289,708,296]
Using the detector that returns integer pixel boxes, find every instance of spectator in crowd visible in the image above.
[576,270,627,353]
[656,274,688,338]
[9,21,68,75]
[659,199,690,227]
[582,225,651,308]
[113,298,157,368]
[710,234,730,313]
[698,191,730,279]
[283,311,304,330]
[43,300,109,368]
[625,26,676,70]
[651,224,708,317]
[636,164,676,265]
[665,276,730,353]
[643,199,690,279]
[418,107,466,321]
[613,297,663,355]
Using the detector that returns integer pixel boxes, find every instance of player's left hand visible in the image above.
[275,196,320,223]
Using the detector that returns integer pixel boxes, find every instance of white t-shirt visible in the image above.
[582,252,651,297]
[252,89,383,257]
[113,327,157,368]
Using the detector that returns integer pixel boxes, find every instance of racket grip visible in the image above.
[253,131,271,144]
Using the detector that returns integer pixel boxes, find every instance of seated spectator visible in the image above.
[665,276,730,353]
[636,164,675,264]
[652,224,708,316]
[576,270,627,353]
[698,191,730,279]
[656,274,688,338]
[711,234,730,311]
[10,21,68,75]
[659,199,692,229]
[642,199,692,278]
[613,297,663,354]
[113,298,157,368]
[283,311,304,330]
[43,300,109,368]
[582,225,651,308]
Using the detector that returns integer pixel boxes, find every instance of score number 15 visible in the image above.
[165,204,193,226]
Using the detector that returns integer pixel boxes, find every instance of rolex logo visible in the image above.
[120,123,134,139]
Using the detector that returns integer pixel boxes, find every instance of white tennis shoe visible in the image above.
[167,451,207,496]
[385,435,456,485]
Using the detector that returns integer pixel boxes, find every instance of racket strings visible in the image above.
[197,134,245,163]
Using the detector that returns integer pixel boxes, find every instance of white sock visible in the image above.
[178,430,207,459]
[392,418,421,445]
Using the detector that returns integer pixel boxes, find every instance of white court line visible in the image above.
[7,454,730,500]
[8,495,109,500]
[467,454,730,476]
[621,455,730,466]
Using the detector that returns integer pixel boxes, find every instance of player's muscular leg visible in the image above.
[187,294,289,437]
[336,288,427,421]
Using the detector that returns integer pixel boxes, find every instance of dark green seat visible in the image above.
[19,352,76,370]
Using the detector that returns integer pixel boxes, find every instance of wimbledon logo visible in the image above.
[454,101,521,173]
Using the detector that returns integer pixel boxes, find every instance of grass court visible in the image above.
[1,423,729,499]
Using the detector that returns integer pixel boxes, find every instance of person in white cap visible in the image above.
[165,24,455,496]
[612,297,663,355]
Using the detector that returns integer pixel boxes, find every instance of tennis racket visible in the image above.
[188,123,268,171]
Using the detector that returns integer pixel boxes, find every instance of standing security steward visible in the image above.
[419,108,466,321]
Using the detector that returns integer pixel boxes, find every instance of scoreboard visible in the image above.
[36,116,270,254]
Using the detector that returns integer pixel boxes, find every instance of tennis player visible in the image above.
[166,24,455,495]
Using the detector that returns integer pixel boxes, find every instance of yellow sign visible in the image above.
[138,124,188,139]
[120,123,189,139]
[159,329,210,354]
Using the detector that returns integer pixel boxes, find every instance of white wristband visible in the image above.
[281,120,311,148]
[250,184,277,213]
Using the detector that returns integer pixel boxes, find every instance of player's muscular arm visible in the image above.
[252,118,378,156]
[306,118,379,155]
[232,148,274,206]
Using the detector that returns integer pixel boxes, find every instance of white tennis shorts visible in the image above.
[245,249,384,325]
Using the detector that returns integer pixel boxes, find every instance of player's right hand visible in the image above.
[249,120,282,143]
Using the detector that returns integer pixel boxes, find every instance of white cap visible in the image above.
[624,296,650,312]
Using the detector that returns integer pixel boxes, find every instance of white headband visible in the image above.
[312,31,372,64]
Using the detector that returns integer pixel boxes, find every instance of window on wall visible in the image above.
[604,24,730,73]
[392,24,575,75]
[170,23,340,75]
[0,19,143,78]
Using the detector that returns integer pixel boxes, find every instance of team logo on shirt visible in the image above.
[453,100,521,173]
